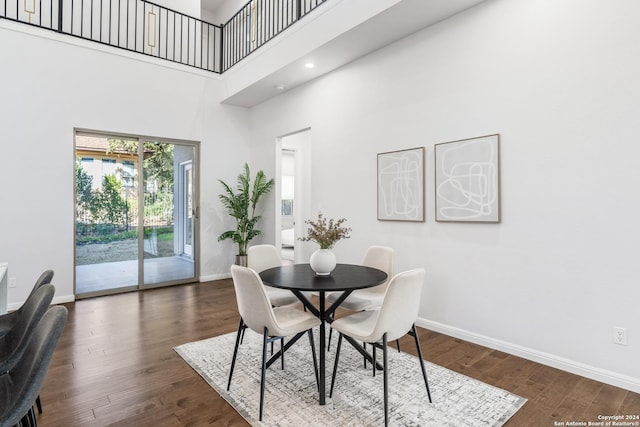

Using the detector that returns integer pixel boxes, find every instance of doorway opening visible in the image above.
[277,129,311,264]
[74,131,199,297]
[280,149,295,262]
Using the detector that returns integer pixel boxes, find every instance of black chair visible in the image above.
[0,306,68,427]
[0,270,54,337]
[0,283,55,420]
[0,284,55,374]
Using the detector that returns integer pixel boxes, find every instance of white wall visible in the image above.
[247,0,640,391]
[209,0,251,24]
[201,8,218,25]
[154,0,202,19]
[0,21,250,305]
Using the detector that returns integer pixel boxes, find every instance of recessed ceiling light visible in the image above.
[304,63,315,69]
[275,84,286,90]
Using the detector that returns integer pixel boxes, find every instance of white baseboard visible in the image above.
[416,318,640,394]
[6,302,20,312]
[53,295,75,305]
[199,272,231,282]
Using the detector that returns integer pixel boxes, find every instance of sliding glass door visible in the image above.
[141,142,196,287]
[75,135,140,294]
[75,132,198,297]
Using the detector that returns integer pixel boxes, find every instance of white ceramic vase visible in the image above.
[310,249,336,276]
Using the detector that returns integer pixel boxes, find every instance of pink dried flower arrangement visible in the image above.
[299,212,351,249]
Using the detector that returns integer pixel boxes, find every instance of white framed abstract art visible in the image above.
[434,134,501,223]
[377,147,425,222]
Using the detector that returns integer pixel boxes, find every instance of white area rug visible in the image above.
[175,330,526,426]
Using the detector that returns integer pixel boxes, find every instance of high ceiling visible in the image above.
[214,0,486,107]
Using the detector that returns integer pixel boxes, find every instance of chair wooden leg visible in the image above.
[329,333,343,398]
[260,327,269,421]
[20,406,36,427]
[227,318,245,391]
[382,333,389,427]
[307,329,320,392]
[411,324,432,403]
[19,409,32,427]
[395,339,401,353]
[35,395,42,414]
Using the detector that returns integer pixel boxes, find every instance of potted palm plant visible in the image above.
[218,163,275,266]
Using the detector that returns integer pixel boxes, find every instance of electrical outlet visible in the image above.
[8,277,16,288]
[613,327,628,345]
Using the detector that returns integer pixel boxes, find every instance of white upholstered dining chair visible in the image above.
[227,265,320,421]
[326,246,394,351]
[248,244,300,307]
[326,245,394,310]
[329,268,432,427]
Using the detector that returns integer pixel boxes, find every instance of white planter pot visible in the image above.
[310,249,336,276]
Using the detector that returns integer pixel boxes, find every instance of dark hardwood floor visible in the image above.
[36,279,640,426]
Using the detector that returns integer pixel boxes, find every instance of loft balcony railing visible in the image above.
[1,0,222,72]
[1,0,327,74]
[222,0,325,72]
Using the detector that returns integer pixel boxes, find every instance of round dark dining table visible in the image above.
[259,263,388,405]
